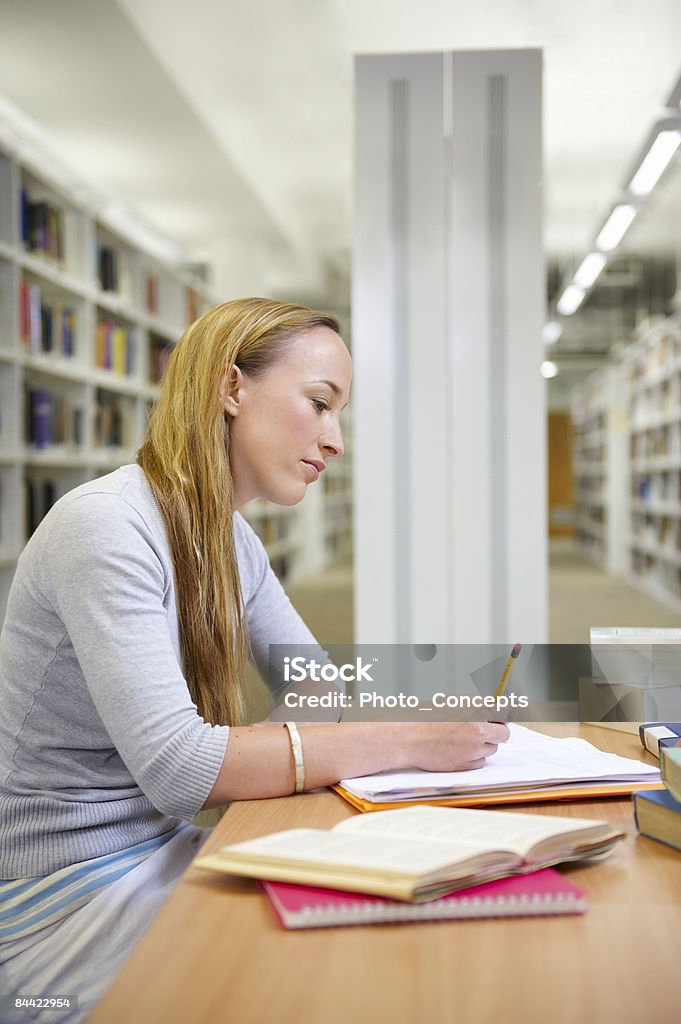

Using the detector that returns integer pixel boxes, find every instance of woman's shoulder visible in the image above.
[232,511,271,594]
[31,465,163,553]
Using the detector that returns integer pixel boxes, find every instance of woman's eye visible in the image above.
[312,400,328,413]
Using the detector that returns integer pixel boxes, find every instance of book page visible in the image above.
[334,805,608,859]
[340,723,660,800]
[214,827,510,877]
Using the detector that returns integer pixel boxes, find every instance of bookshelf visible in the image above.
[0,135,354,623]
[0,138,215,623]
[570,366,627,573]
[623,315,681,611]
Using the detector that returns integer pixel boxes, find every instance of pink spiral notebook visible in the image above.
[260,868,586,930]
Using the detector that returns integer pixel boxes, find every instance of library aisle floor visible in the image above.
[286,542,679,645]
[548,539,680,642]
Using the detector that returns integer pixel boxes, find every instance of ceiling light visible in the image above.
[573,252,607,290]
[595,204,637,251]
[541,361,558,379]
[542,321,562,345]
[556,284,585,316]
[628,129,681,196]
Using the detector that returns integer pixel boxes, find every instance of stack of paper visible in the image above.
[336,724,661,810]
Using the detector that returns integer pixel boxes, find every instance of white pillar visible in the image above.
[353,50,547,645]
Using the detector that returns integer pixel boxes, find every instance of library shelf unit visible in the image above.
[570,366,627,573]
[0,137,216,622]
[623,314,681,612]
[240,499,302,584]
[0,134,354,623]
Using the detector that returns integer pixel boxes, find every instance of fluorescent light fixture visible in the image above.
[541,361,558,379]
[595,204,637,251]
[556,284,585,316]
[573,252,607,290]
[629,129,681,196]
[542,321,563,345]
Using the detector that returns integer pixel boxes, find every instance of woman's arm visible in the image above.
[202,720,510,805]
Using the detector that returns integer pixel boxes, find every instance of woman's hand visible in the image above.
[398,720,511,772]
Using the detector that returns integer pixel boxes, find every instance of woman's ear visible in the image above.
[221,364,245,417]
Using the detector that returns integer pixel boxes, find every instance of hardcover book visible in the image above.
[196,805,624,903]
[638,722,681,758]
[634,788,681,853]
[661,745,681,803]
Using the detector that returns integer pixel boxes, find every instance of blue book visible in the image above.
[638,722,681,758]
[634,789,681,853]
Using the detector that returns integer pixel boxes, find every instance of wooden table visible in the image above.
[88,725,681,1024]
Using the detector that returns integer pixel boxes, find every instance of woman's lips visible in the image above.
[301,460,324,481]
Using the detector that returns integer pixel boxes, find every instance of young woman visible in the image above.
[0,298,509,1019]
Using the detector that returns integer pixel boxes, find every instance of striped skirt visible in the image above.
[0,824,207,1023]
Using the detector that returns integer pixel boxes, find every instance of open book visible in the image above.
[195,805,624,902]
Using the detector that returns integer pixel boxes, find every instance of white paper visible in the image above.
[335,805,611,858]
[339,723,660,800]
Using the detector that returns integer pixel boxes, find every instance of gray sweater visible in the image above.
[0,465,319,878]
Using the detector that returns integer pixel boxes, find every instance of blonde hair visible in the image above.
[137,297,341,726]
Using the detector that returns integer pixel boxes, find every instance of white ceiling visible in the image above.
[0,0,680,309]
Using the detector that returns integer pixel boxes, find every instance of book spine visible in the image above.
[20,187,29,247]
[661,747,681,803]
[30,388,52,449]
[29,284,41,352]
[19,281,30,346]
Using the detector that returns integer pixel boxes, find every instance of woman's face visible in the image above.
[225,326,352,509]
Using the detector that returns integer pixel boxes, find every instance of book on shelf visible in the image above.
[19,282,77,357]
[195,805,624,903]
[94,390,132,448]
[260,868,587,930]
[333,724,662,812]
[146,274,159,314]
[633,788,681,853]
[96,321,134,376]
[26,477,58,535]
[27,387,52,449]
[149,339,172,384]
[661,745,681,803]
[639,722,681,758]
[186,286,198,325]
[20,189,64,262]
[98,245,119,292]
[25,387,84,450]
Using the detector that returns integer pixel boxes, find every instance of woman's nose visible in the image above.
[321,425,344,458]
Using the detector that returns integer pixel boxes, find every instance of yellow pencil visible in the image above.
[494,643,522,698]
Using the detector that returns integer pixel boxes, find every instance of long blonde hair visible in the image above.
[137,297,341,726]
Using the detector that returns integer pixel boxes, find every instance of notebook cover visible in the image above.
[332,779,665,814]
[260,868,587,929]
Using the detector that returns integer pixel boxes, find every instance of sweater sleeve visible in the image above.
[234,514,331,702]
[40,493,229,821]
